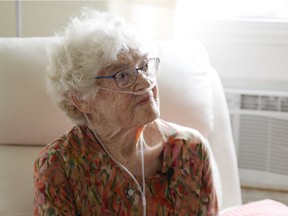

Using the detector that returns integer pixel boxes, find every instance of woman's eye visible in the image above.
[116,71,130,80]
[142,63,148,72]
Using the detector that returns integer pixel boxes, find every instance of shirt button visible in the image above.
[126,187,135,197]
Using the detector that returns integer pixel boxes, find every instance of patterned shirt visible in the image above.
[33,120,218,215]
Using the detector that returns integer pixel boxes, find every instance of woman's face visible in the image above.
[89,52,160,129]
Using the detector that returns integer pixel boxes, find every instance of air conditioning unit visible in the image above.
[225,89,288,194]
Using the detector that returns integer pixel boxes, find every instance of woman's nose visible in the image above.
[133,71,153,92]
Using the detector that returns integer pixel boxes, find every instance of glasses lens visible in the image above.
[115,69,137,88]
[113,58,159,89]
[143,58,160,77]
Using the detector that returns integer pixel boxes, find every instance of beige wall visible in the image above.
[0,0,176,39]
[0,1,17,37]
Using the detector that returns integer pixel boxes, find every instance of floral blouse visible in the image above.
[33,119,218,215]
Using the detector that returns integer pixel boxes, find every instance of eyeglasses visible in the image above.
[95,57,160,89]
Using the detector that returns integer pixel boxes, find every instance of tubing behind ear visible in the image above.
[70,94,93,113]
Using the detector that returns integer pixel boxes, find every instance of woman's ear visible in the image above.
[71,94,93,113]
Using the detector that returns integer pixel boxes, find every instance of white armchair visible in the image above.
[0,37,242,215]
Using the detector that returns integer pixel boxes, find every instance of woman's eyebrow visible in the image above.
[105,56,148,73]
[106,63,129,73]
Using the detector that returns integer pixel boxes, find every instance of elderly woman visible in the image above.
[33,8,218,216]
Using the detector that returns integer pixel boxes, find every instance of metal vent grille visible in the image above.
[226,90,288,191]
[281,97,288,112]
[236,113,288,175]
[239,94,288,112]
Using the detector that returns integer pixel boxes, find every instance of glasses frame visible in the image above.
[95,57,160,89]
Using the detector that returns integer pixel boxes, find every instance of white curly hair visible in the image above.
[46,8,147,125]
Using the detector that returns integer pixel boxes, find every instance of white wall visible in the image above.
[1,0,288,91]
[174,19,288,91]
[108,1,176,40]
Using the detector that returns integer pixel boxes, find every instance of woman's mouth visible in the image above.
[136,95,154,106]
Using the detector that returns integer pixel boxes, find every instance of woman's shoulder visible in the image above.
[34,127,75,170]
[37,126,77,153]
[156,119,211,156]
[157,119,204,143]
[35,125,94,169]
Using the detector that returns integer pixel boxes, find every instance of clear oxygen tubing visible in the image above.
[83,113,147,216]
[82,78,157,214]
[97,80,156,95]
[140,133,147,216]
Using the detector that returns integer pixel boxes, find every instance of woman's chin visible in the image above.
[141,107,160,125]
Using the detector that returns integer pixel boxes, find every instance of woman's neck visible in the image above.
[86,116,164,176]
[89,119,146,160]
